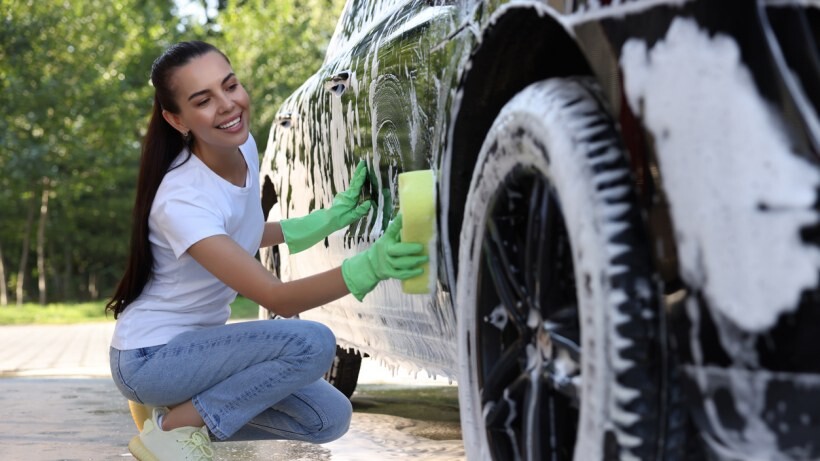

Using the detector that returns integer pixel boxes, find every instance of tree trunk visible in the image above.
[62,241,74,301]
[16,192,36,306]
[88,272,98,300]
[37,178,50,305]
[48,239,60,302]
[0,241,8,306]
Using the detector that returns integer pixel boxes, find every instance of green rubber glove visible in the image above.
[280,160,372,254]
[342,214,428,301]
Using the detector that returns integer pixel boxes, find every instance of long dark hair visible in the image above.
[106,41,228,318]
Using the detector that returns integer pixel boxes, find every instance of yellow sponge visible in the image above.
[398,170,436,294]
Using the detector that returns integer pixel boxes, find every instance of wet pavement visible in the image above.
[0,322,465,460]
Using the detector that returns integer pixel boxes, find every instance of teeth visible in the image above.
[218,116,240,129]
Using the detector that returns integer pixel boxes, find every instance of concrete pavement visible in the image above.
[0,322,464,461]
[0,323,113,378]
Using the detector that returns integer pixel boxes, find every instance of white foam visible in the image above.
[620,17,820,332]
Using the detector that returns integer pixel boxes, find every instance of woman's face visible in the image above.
[163,51,251,155]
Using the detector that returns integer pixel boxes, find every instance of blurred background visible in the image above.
[0,0,345,315]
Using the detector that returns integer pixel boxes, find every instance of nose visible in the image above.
[217,92,235,113]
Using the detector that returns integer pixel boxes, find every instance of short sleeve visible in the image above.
[152,193,226,259]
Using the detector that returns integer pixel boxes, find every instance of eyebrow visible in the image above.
[187,72,236,101]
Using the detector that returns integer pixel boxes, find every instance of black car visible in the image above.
[260,1,820,459]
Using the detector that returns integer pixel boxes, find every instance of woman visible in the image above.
[106,41,426,461]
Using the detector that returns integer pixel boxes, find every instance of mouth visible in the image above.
[217,114,242,131]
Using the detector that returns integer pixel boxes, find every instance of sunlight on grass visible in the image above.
[0,302,110,325]
[0,297,260,325]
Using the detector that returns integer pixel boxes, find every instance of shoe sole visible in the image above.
[128,435,160,461]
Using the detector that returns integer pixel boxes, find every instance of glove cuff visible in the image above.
[280,210,331,254]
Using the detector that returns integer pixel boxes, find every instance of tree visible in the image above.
[0,0,184,303]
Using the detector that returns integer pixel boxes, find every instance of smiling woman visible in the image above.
[103,40,427,461]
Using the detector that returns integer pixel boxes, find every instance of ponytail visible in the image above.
[105,98,188,317]
[106,41,227,318]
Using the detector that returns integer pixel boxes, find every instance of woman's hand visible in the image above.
[325,160,372,228]
[341,214,428,301]
[279,160,372,253]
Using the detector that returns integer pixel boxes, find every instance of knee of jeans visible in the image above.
[309,322,337,370]
[313,398,352,443]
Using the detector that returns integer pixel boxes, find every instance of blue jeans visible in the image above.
[110,319,352,442]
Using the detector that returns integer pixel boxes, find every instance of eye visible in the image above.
[227,83,239,92]
[196,98,210,107]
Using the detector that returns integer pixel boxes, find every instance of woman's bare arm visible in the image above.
[187,234,348,317]
[259,221,285,248]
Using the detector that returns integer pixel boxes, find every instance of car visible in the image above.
[258,1,820,459]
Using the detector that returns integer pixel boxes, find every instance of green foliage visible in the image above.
[0,0,184,303]
[0,297,259,325]
[0,0,344,304]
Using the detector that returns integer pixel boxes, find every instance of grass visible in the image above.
[228,296,261,319]
[0,297,261,325]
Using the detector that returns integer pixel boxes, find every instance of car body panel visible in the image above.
[261,0,461,377]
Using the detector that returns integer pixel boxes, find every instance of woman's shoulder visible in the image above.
[240,133,259,168]
[151,176,219,227]
[156,159,215,206]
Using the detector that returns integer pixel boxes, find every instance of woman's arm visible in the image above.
[260,221,285,248]
[187,234,348,317]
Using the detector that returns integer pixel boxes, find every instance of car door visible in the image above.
[262,0,461,371]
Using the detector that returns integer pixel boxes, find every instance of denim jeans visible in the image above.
[110,319,352,442]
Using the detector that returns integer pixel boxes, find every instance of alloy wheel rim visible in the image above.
[475,165,581,461]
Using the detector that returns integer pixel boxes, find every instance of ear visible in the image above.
[162,109,189,135]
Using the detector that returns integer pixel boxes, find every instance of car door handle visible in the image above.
[276,111,294,128]
[325,70,351,96]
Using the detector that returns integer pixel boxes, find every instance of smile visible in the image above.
[217,115,241,129]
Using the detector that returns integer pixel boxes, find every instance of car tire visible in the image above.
[323,346,363,398]
[456,77,678,460]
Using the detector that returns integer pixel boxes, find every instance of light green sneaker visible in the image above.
[128,407,214,461]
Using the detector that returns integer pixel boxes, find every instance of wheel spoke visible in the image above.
[524,177,552,307]
[484,373,528,433]
[544,389,578,460]
[545,307,581,362]
[544,208,571,311]
[543,309,581,406]
[523,372,545,461]
[484,219,528,330]
[481,338,526,405]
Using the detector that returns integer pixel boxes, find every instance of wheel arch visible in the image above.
[443,5,593,286]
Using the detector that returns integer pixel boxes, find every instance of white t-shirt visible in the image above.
[111,135,264,350]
